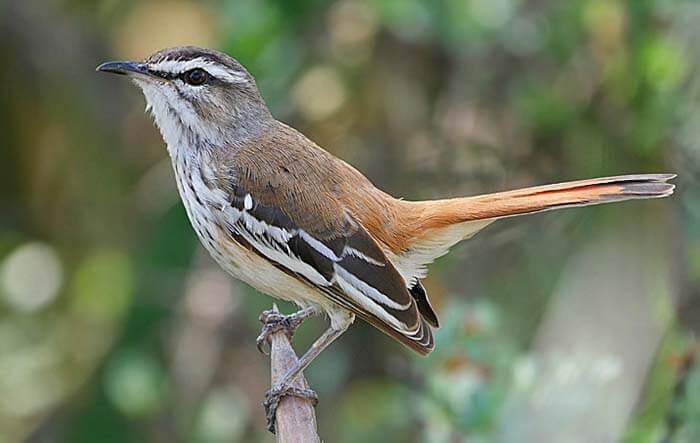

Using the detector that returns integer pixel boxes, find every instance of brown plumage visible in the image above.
[398,174,675,250]
[205,121,675,354]
[98,46,676,358]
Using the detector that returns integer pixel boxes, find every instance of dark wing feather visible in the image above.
[409,281,439,328]
[220,183,435,355]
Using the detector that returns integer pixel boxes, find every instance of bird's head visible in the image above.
[97,46,272,150]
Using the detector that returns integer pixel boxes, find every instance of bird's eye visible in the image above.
[183,68,209,86]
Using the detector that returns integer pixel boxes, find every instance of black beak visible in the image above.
[96,60,150,76]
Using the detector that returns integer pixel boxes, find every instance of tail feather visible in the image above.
[412,174,675,229]
[393,174,675,285]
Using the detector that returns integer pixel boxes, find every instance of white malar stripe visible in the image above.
[137,80,227,149]
[137,82,182,150]
[159,85,201,129]
[149,58,250,84]
[334,265,411,311]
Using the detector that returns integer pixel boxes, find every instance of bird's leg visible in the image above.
[256,306,318,354]
[264,321,350,433]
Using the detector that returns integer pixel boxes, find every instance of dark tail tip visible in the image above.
[617,174,676,198]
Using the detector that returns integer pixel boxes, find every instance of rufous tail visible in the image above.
[410,174,675,232]
[386,174,675,355]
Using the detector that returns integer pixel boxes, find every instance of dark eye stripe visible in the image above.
[148,69,178,80]
[148,69,221,86]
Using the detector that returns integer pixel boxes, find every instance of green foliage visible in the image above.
[0,0,695,441]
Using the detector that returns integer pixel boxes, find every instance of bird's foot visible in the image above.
[256,307,315,354]
[264,384,319,433]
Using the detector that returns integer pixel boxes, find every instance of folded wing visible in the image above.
[218,183,435,355]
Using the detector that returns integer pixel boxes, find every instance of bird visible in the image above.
[97,46,675,431]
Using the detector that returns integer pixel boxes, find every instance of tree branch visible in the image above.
[268,304,320,443]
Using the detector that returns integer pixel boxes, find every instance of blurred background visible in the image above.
[1,0,699,441]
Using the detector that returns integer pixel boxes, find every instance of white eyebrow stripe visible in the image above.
[149,58,249,84]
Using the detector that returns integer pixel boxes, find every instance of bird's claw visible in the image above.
[264,384,319,433]
[256,310,306,354]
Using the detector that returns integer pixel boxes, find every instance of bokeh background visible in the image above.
[1,0,699,441]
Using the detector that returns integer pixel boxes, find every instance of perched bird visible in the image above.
[97,46,675,430]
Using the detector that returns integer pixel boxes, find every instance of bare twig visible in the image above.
[268,304,320,443]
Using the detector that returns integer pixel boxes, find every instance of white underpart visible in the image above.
[149,58,250,84]
[390,219,494,286]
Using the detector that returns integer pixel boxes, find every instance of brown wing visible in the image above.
[210,124,435,354]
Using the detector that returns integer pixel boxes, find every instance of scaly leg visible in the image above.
[264,320,351,433]
[256,306,318,354]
